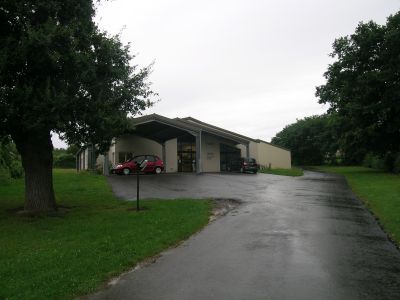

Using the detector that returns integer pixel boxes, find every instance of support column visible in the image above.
[103,152,109,176]
[76,152,80,172]
[162,142,166,173]
[195,131,202,174]
[89,144,95,170]
[246,143,250,158]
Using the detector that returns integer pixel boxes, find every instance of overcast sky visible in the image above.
[53,0,399,148]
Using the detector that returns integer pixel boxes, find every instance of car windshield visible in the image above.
[244,158,256,163]
[133,156,146,164]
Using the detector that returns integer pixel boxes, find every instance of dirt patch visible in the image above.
[8,205,73,218]
[209,198,242,222]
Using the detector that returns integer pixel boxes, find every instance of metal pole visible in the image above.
[162,142,166,173]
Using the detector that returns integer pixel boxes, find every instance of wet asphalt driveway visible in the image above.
[90,171,400,299]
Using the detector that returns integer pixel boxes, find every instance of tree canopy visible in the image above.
[316,11,400,163]
[0,0,155,212]
[271,115,339,166]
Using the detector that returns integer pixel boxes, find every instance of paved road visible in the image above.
[89,171,400,299]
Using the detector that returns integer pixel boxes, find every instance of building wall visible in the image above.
[116,134,162,160]
[236,142,258,159]
[257,142,291,169]
[165,138,178,172]
[79,151,84,170]
[84,148,89,169]
[202,134,220,172]
[250,141,258,159]
[96,153,105,169]
[237,141,291,169]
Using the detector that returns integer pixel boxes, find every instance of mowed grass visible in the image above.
[259,167,303,177]
[317,166,400,246]
[0,169,211,300]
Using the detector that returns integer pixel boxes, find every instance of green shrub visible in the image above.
[9,160,24,179]
[371,155,385,170]
[53,153,75,168]
[0,138,24,179]
[362,152,374,168]
[393,153,400,174]
[363,152,400,173]
[0,166,10,185]
[363,152,384,170]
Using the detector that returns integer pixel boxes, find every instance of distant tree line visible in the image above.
[272,11,400,172]
[53,145,80,169]
[271,114,339,166]
[1,137,80,183]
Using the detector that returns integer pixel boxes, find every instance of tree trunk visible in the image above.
[13,130,57,212]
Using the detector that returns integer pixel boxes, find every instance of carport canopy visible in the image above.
[130,114,200,143]
[122,114,251,174]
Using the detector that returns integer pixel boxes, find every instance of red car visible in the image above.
[111,155,164,175]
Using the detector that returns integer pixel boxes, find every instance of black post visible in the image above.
[136,168,140,211]
[135,159,147,212]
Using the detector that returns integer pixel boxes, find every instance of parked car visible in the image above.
[111,155,164,175]
[228,157,259,174]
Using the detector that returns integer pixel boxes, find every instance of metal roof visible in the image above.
[180,117,256,144]
[128,114,250,145]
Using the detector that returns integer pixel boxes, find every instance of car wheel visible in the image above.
[155,167,162,174]
[122,168,130,175]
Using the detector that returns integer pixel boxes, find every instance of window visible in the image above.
[118,152,134,163]
[133,155,145,164]
[146,155,156,162]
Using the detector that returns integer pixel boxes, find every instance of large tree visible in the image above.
[316,11,400,163]
[271,114,339,166]
[0,1,154,212]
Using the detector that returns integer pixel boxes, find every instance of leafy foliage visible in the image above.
[53,149,76,168]
[362,152,400,173]
[0,0,156,210]
[53,146,79,168]
[0,137,24,182]
[0,0,155,151]
[271,114,339,165]
[316,12,400,164]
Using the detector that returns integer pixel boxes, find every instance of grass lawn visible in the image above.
[259,167,303,177]
[316,166,400,246]
[0,169,211,300]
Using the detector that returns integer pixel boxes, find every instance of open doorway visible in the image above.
[220,143,241,171]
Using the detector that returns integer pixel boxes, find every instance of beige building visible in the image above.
[76,114,291,173]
